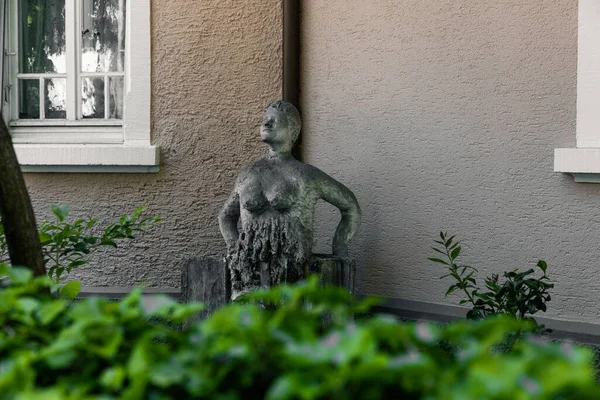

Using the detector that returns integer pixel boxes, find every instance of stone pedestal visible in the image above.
[181,254,355,308]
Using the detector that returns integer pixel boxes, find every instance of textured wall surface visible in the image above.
[300,0,600,322]
[23,0,283,288]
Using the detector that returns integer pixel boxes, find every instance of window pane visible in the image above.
[45,78,67,119]
[19,80,40,119]
[81,0,126,73]
[108,76,124,119]
[82,77,105,118]
[19,0,66,73]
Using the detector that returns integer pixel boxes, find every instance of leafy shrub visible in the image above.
[0,265,598,399]
[430,232,553,332]
[0,204,160,281]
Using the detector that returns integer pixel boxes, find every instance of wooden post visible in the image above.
[181,257,229,320]
[182,255,355,312]
[308,254,355,293]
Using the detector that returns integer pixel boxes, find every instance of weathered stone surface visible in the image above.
[182,255,355,310]
[181,257,229,318]
[219,101,361,299]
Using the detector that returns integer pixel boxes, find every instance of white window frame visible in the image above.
[1,0,158,173]
[554,0,600,182]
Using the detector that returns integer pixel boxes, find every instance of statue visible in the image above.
[218,101,361,299]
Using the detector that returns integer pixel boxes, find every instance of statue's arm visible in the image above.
[315,170,361,257]
[218,187,241,250]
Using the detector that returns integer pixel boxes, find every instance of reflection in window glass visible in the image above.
[82,77,105,118]
[19,0,66,73]
[108,77,124,119]
[45,78,67,119]
[19,80,40,119]
[81,0,126,73]
[14,1,127,121]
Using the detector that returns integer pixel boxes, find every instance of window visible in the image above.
[0,0,158,172]
[12,0,125,122]
[554,0,600,182]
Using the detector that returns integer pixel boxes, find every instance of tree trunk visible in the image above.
[0,119,45,276]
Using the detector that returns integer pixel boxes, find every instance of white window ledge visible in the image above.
[554,148,600,183]
[14,144,160,173]
[555,1,600,184]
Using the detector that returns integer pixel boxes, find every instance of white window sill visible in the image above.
[10,119,123,127]
[14,144,160,173]
[554,148,600,183]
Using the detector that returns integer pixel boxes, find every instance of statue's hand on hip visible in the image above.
[333,243,349,258]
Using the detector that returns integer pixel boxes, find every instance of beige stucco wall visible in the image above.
[23,0,283,288]
[300,1,599,322]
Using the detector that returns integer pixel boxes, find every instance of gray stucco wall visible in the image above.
[23,0,283,288]
[300,1,600,323]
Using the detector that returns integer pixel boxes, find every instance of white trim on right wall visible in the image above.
[554,0,600,182]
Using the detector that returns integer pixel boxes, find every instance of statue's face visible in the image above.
[260,109,290,145]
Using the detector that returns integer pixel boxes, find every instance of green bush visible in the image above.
[0,264,598,399]
[0,204,161,282]
[430,232,553,332]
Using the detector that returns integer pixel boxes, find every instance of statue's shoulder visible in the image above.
[296,161,349,193]
[296,160,328,179]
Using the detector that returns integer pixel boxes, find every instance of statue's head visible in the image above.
[260,101,301,151]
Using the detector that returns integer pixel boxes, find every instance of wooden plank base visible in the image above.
[182,255,356,313]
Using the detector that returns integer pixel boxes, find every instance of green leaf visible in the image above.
[18,297,40,314]
[38,231,52,244]
[133,206,145,218]
[449,241,460,250]
[428,258,449,265]
[128,337,151,377]
[521,269,535,277]
[100,366,126,391]
[445,285,457,297]
[104,224,116,235]
[51,204,69,222]
[450,246,461,260]
[537,260,547,274]
[37,300,67,325]
[45,350,78,369]
[59,281,81,299]
[266,374,313,400]
[9,267,33,284]
[66,260,87,271]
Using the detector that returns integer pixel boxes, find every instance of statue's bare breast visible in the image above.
[238,161,310,216]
